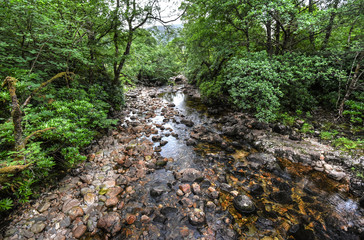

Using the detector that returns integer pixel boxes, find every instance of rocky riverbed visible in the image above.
[1,84,363,240]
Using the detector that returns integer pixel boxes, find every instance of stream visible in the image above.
[116,85,363,239]
[2,85,363,240]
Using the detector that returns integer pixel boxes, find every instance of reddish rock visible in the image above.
[105,197,119,207]
[106,187,123,198]
[97,212,122,235]
[68,206,84,220]
[73,224,87,239]
[180,226,189,237]
[126,215,137,224]
[179,184,191,194]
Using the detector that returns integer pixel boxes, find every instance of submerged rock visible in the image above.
[188,208,206,226]
[233,194,255,214]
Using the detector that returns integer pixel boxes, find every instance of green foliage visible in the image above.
[300,123,314,134]
[333,137,364,151]
[225,53,283,121]
[0,198,13,211]
[0,77,117,208]
[343,93,363,124]
[278,112,296,126]
[320,130,339,140]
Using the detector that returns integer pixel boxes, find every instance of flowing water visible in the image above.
[116,86,363,240]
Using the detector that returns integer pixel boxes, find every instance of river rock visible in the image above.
[30,222,46,234]
[62,199,81,213]
[359,196,364,208]
[68,206,84,220]
[181,119,194,127]
[179,184,191,194]
[328,170,346,181]
[192,182,201,194]
[246,153,277,169]
[37,202,51,213]
[73,224,87,239]
[233,194,255,214]
[178,168,203,182]
[105,197,119,207]
[97,212,122,235]
[188,208,205,226]
[270,191,293,204]
[84,192,96,205]
[150,186,165,197]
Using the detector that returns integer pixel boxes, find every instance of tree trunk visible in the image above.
[321,0,340,50]
[266,20,273,56]
[2,77,23,151]
[338,52,363,118]
[308,0,315,49]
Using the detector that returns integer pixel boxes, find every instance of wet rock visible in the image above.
[220,183,233,193]
[97,212,122,235]
[181,197,193,207]
[153,214,167,224]
[62,199,81,213]
[176,189,184,196]
[156,159,168,167]
[68,206,84,220]
[233,194,255,214]
[152,135,162,142]
[180,226,189,237]
[273,124,291,135]
[179,184,191,194]
[116,175,128,186]
[246,153,277,169]
[73,224,87,239]
[186,138,197,146]
[161,207,178,216]
[181,119,194,127]
[270,191,293,204]
[126,215,136,224]
[141,215,151,223]
[288,224,315,240]
[192,182,201,195]
[359,196,364,208]
[188,208,205,226]
[160,140,168,146]
[178,168,203,182]
[150,186,165,197]
[31,222,46,234]
[249,184,264,196]
[206,201,216,209]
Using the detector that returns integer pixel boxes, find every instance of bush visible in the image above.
[0,77,118,207]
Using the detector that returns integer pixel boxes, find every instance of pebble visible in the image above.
[176,189,184,196]
[141,215,151,223]
[179,184,191,194]
[127,215,137,224]
[192,182,201,195]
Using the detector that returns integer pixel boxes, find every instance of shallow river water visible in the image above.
[117,86,363,240]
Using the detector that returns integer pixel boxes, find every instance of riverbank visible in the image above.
[1,84,363,240]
